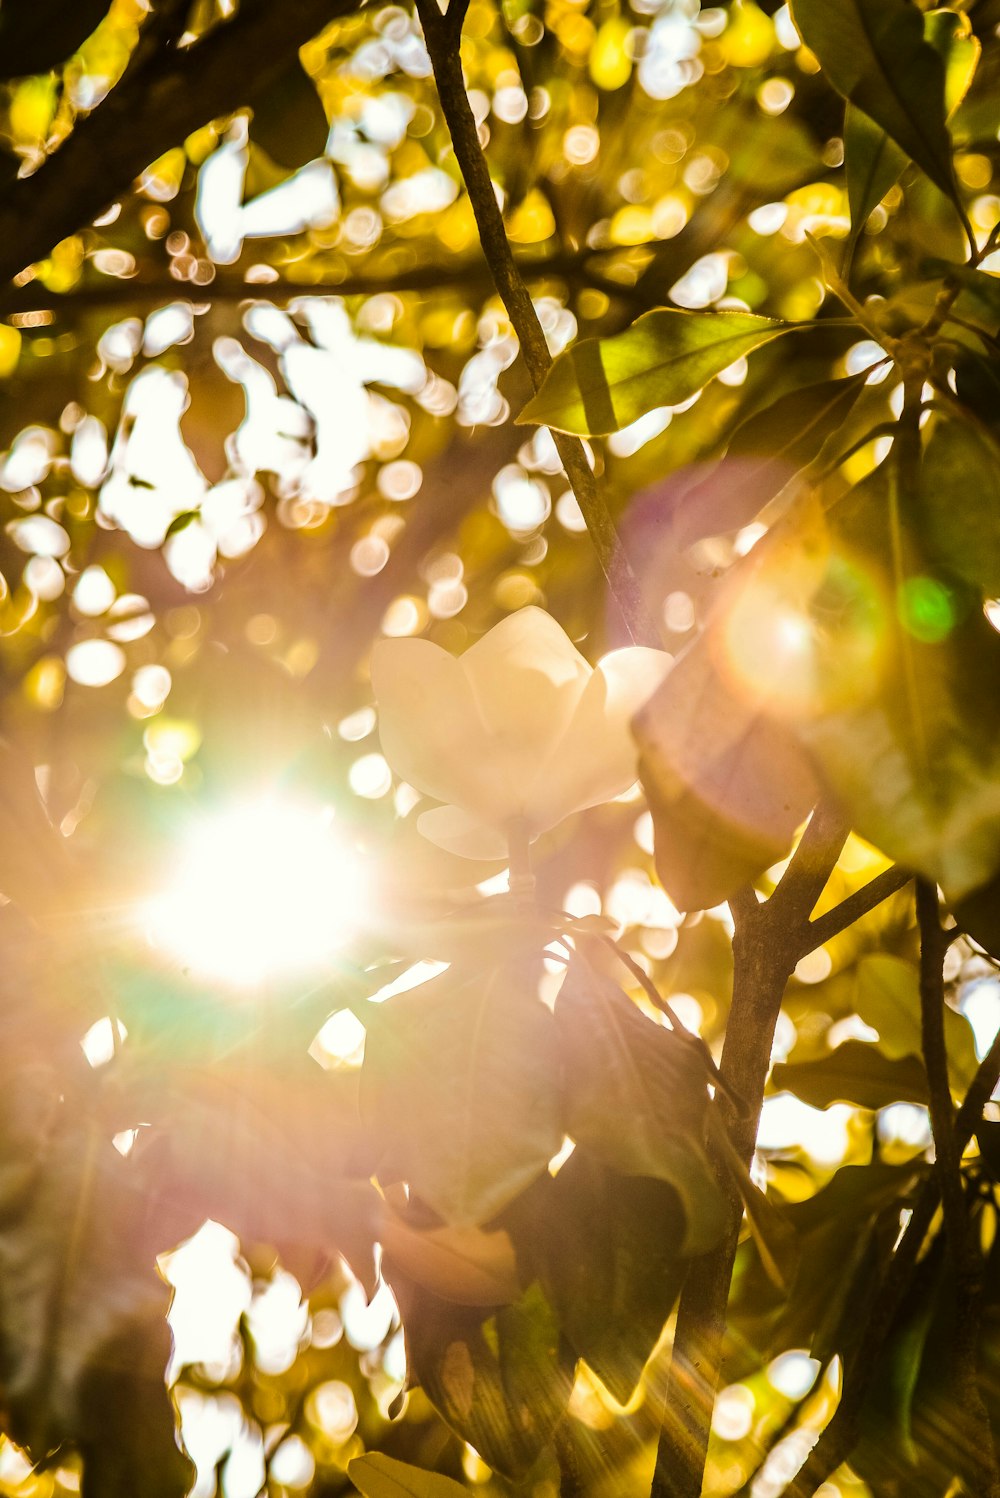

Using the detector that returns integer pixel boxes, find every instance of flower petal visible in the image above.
[529,646,672,830]
[460,607,592,805]
[371,638,501,814]
[417,805,510,861]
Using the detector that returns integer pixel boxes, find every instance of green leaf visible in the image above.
[0,1100,192,1498]
[138,1053,379,1291]
[349,1453,468,1498]
[392,1279,571,1478]
[849,1238,984,1492]
[0,0,111,79]
[806,624,1000,898]
[916,417,1000,597]
[801,461,1000,898]
[845,102,907,248]
[635,633,819,912]
[502,1151,688,1404]
[516,310,787,436]
[380,1214,520,1307]
[555,956,725,1254]
[798,1164,922,1363]
[927,9,982,118]
[727,1162,918,1372]
[771,1040,929,1109]
[851,952,977,1088]
[670,372,868,546]
[361,964,562,1227]
[845,10,979,246]
[789,0,960,214]
[953,348,1000,433]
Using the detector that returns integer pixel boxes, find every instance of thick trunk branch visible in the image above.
[0,0,351,289]
[650,805,848,1498]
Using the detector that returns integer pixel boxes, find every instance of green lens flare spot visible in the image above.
[897,576,956,644]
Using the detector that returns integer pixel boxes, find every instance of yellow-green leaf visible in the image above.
[516,309,787,436]
[349,1454,468,1498]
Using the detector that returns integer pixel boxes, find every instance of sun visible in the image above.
[144,797,364,987]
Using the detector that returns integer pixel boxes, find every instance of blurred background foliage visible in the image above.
[0,0,998,1496]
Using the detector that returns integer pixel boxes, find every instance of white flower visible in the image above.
[371,607,670,858]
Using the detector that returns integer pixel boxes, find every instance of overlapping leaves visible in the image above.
[842,9,979,247]
[0,1071,191,1498]
[790,0,962,218]
[728,1161,923,1376]
[639,402,1000,914]
[554,954,724,1252]
[361,942,733,1439]
[392,1278,572,1479]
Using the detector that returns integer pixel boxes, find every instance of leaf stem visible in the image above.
[604,935,746,1114]
[506,818,535,901]
[413,0,658,647]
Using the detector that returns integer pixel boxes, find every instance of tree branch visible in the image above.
[0,0,354,290]
[412,0,658,647]
[916,878,1000,1498]
[650,804,848,1498]
[796,864,913,957]
[0,248,646,321]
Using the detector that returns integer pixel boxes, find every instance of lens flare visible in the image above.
[144,797,364,986]
[718,549,887,719]
[897,575,957,644]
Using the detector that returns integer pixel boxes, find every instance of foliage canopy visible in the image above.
[0,1,999,1497]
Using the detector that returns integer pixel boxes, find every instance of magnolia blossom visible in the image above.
[371,607,670,859]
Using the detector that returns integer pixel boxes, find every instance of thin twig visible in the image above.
[604,935,747,1114]
[956,1024,1000,1144]
[413,0,658,647]
[553,1419,584,1498]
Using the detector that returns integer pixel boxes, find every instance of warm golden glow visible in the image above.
[144,797,364,986]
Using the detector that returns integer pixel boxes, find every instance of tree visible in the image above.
[0,0,998,1495]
